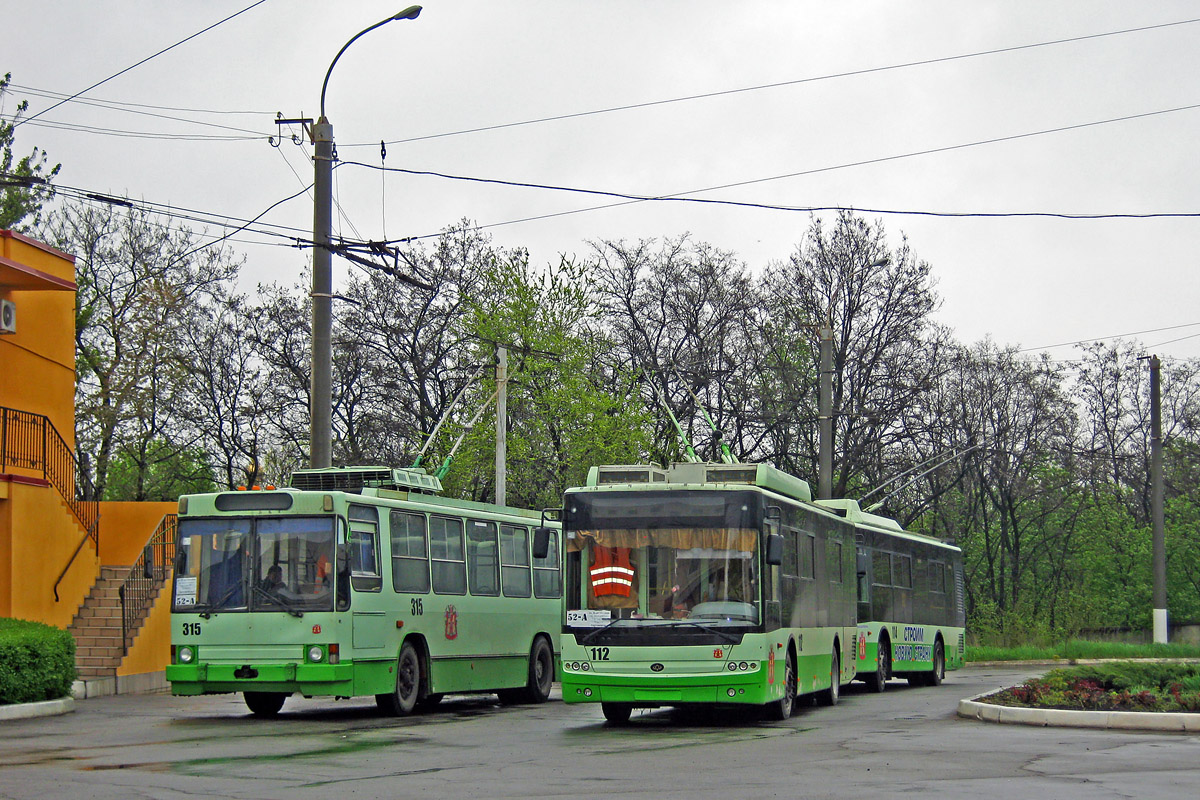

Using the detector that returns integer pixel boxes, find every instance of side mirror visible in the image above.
[532,527,552,560]
[765,532,784,566]
[143,545,155,579]
[856,549,870,576]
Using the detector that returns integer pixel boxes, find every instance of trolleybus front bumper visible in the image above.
[166,661,354,696]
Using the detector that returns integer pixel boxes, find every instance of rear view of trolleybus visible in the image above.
[166,466,561,717]
[554,463,859,723]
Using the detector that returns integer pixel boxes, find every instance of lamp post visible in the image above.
[310,6,422,469]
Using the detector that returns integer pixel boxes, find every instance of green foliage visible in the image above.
[103,439,217,501]
[438,250,650,508]
[0,74,60,230]
[0,618,76,704]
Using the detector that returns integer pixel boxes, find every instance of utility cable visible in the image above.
[338,16,1200,148]
[13,0,269,130]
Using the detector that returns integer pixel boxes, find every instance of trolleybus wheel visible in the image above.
[764,651,796,720]
[602,702,633,724]
[243,691,287,717]
[498,636,554,704]
[865,638,890,693]
[816,648,840,707]
[928,640,945,686]
[376,641,421,716]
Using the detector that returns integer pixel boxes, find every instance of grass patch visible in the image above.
[967,639,1200,663]
[980,662,1200,712]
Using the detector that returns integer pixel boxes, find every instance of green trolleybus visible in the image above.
[166,466,562,717]
[817,499,965,692]
[553,462,858,723]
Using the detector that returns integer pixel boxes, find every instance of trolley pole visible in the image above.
[1150,354,1167,644]
[495,346,507,507]
[818,324,833,500]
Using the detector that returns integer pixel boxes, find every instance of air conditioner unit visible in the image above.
[0,300,15,334]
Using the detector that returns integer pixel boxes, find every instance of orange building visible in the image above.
[1,229,173,696]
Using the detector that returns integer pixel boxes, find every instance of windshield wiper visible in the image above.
[578,617,632,645]
[253,585,304,618]
[675,619,739,644]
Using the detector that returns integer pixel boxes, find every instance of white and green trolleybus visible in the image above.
[552,462,859,723]
[817,499,966,691]
[166,466,562,717]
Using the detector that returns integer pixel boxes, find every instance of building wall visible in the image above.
[0,231,77,443]
[98,501,177,566]
[0,476,98,626]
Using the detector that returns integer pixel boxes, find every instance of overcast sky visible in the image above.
[5,1,1199,360]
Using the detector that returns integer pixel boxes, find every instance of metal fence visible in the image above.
[0,405,99,542]
[119,513,177,654]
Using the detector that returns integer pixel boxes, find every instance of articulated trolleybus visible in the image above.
[818,499,966,691]
[554,462,859,723]
[167,466,562,717]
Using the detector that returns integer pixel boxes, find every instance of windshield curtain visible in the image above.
[173,516,337,613]
[564,490,762,627]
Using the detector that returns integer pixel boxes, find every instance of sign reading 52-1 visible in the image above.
[181,622,202,636]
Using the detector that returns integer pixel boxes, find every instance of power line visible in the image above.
[7,88,272,137]
[1018,322,1200,352]
[335,99,1200,244]
[14,0,269,130]
[7,116,265,143]
[7,82,272,116]
[338,16,1200,148]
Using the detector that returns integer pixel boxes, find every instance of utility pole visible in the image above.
[1150,354,1167,644]
[310,118,334,468]
[495,346,507,507]
[308,6,422,469]
[818,324,833,500]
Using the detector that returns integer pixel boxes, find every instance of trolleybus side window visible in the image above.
[348,505,382,592]
[830,540,844,583]
[500,524,532,598]
[468,520,500,596]
[894,553,913,589]
[430,515,467,595]
[801,532,816,580]
[532,527,561,599]
[390,510,430,593]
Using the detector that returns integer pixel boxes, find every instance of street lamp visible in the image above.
[310,6,422,469]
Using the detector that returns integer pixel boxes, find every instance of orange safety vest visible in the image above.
[590,547,634,597]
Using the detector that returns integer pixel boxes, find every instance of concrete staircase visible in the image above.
[68,566,142,683]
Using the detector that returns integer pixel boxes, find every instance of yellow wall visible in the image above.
[118,576,172,677]
[0,231,77,443]
[98,501,177,565]
[0,477,98,626]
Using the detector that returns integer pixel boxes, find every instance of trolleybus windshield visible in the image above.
[173,516,338,614]
[564,490,763,638]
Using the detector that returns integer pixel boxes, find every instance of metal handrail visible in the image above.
[0,405,99,540]
[119,513,177,655]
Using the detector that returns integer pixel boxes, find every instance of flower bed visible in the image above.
[981,662,1200,713]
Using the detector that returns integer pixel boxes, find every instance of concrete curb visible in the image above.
[0,696,75,722]
[958,690,1200,732]
[966,658,1200,669]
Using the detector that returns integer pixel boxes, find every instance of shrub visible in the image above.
[0,617,77,704]
[982,662,1200,713]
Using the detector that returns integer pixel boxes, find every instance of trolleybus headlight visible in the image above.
[739,661,749,671]
[178,646,194,664]
[727,688,737,697]
[307,646,324,663]
[727,662,737,671]
[581,662,591,671]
